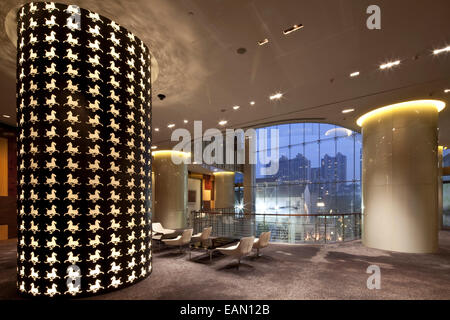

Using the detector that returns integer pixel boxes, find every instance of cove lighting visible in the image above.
[433,46,450,55]
[218,120,228,126]
[356,100,446,127]
[283,24,304,35]
[269,92,283,100]
[152,150,191,157]
[379,60,400,70]
[350,71,360,77]
[342,109,355,114]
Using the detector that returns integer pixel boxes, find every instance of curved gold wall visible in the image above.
[152,151,188,229]
[214,172,235,209]
[358,100,445,253]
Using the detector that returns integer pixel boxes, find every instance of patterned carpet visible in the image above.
[1,232,449,300]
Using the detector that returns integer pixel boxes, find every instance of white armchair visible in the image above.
[253,231,271,257]
[152,222,175,236]
[217,236,255,269]
[162,228,193,255]
[191,226,212,247]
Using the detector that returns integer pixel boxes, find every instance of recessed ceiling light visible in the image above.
[342,109,355,114]
[233,105,240,110]
[379,60,400,70]
[151,146,157,149]
[167,123,175,128]
[2,114,11,118]
[250,101,255,106]
[283,24,303,35]
[184,119,188,123]
[258,38,269,46]
[218,120,228,126]
[154,128,159,132]
[269,92,283,100]
[350,71,360,77]
[445,89,450,93]
[433,46,450,55]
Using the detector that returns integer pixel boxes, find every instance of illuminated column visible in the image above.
[152,151,188,229]
[438,146,444,230]
[358,100,446,253]
[243,137,255,214]
[16,2,152,297]
[214,172,235,209]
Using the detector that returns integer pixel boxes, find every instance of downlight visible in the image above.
[283,24,303,35]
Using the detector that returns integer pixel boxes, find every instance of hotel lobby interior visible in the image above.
[0,0,449,301]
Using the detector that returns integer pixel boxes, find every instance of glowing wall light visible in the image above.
[16,2,152,297]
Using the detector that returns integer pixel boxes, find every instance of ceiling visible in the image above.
[0,0,449,148]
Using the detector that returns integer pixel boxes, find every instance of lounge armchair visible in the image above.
[162,228,193,256]
[216,236,255,269]
[191,226,212,247]
[152,222,175,236]
[253,231,271,257]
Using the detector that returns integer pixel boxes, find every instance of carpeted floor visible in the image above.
[1,232,450,300]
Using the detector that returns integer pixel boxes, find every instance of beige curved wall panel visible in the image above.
[214,172,235,209]
[152,151,188,229]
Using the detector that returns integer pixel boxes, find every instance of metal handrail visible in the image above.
[188,210,361,244]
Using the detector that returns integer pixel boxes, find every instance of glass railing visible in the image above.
[188,210,361,244]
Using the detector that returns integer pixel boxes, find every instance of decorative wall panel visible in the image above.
[16,2,152,297]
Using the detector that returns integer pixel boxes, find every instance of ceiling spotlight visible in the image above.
[167,123,175,128]
[218,120,228,126]
[342,109,355,114]
[283,24,303,35]
[258,38,269,46]
[269,92,283,100]
[350,71,360,77]
[184,119,188,123]
[151,146,157,150]
[154,128,159,132]
[250,101,255,106]
[2,114,11,118]
[433,46,450,55]
[379,60,401,70]
[233,105,240,110]
[445,89,450,93]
